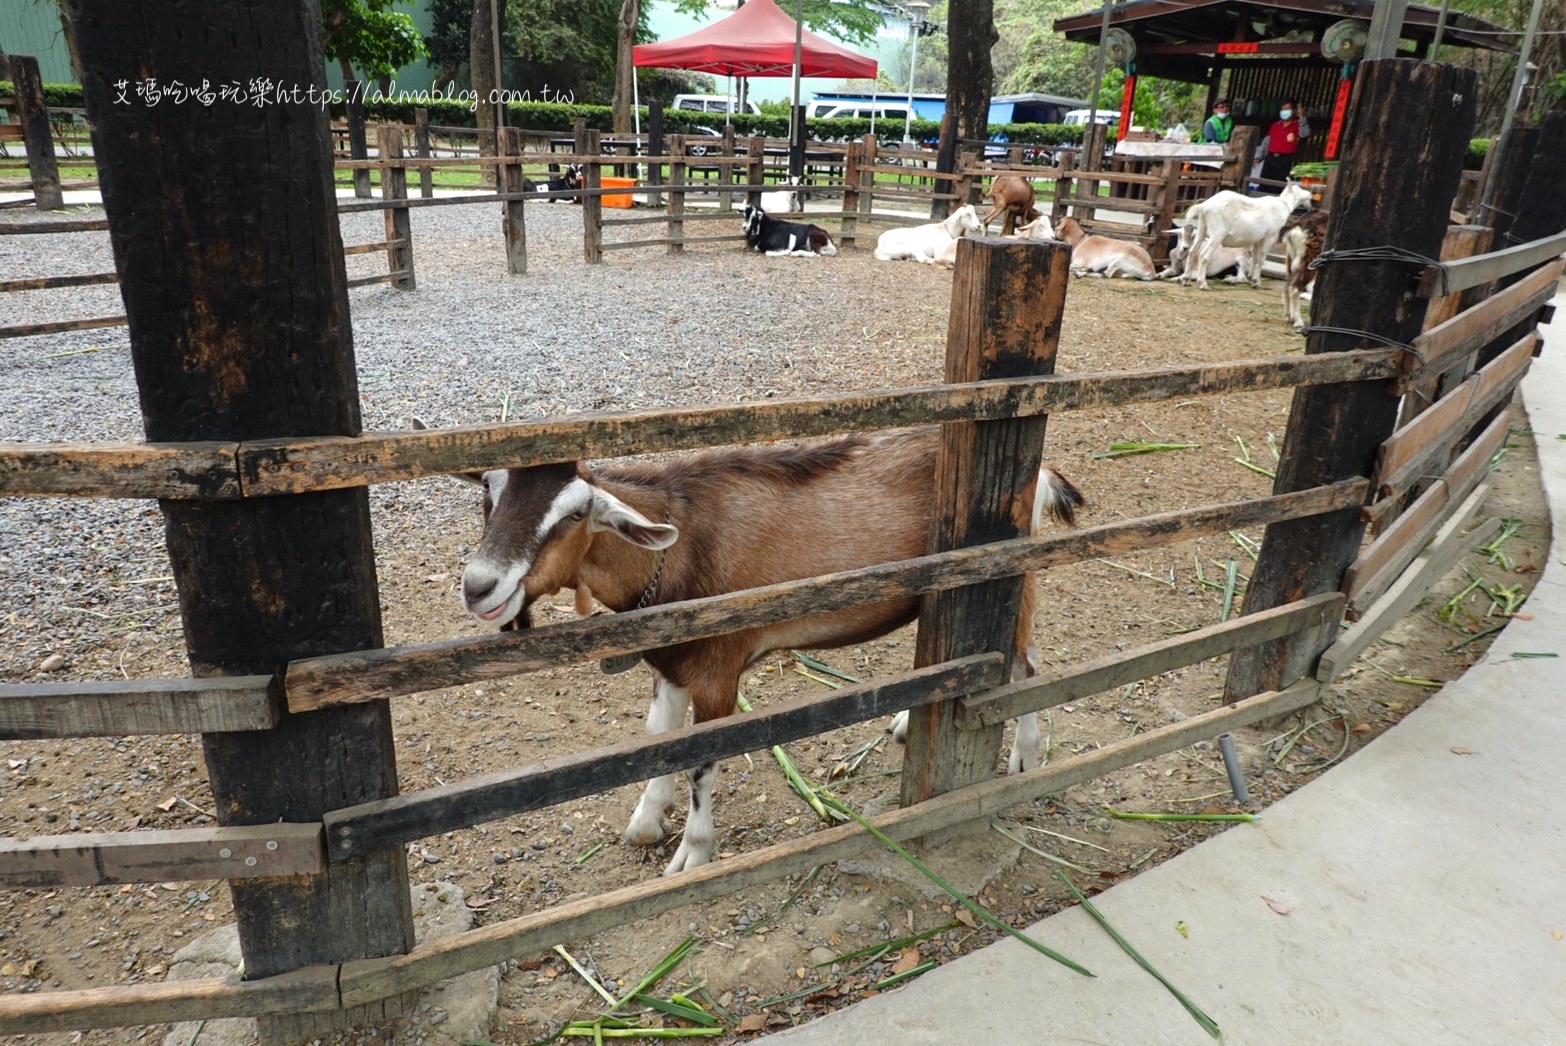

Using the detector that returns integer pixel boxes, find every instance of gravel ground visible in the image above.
[1,198,1550,1045]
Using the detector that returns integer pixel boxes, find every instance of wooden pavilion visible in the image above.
[1054,0,1516,163]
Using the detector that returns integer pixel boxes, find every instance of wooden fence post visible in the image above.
[498,125,528,276]
[1052,151,1075,226]
[1477,125,1537,242]
[900,236,1073,807]
[414,107,433,199]
[718,124,736,212]
[647,100,665,209]
[7,56,64,211]
[1223,59,1478,705]
[858,134,877,221]
[840,140,862,248]
[1150,157,1180,264]
[63,1,415,1038]
[344,79,371,199]
[583,127,603,264]
[668,135,686,255]
[746,135,765,209]
[377,124,415,290]
[1221,125,1259,190]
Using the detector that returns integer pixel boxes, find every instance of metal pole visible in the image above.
[1085,1,1115,131]
[791,0,805,182]
[903,1,931,146]
[1431,0,1452,53]
[1363,0,1408,62]
[1480,0,1546,221]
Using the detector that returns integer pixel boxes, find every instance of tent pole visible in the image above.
[633,64,641,139]
[790,0,805,184]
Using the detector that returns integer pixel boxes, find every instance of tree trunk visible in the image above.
[612,0,638,135]
[946,0,997,144]
[57,3,84,82]
[470,0,505,183]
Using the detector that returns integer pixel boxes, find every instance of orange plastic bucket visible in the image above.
[601,176,635,208]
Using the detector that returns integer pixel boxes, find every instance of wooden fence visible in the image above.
[0,55,1560,1038]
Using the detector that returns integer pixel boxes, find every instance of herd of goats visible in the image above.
[740,175,1329,332]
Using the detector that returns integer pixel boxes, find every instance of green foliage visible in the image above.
[1465,136,1489,170]
[321,0,427,78]
[994,0,1097,98]
[0,80,84,108]
[504,0,650,105]
[422,0,471,81]
[668,0,886,47]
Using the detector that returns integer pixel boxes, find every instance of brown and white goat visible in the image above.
[458,429,1083,875]
[1282,209,1331,332]
[1055,216,1157,280]
[980,174,1040,236]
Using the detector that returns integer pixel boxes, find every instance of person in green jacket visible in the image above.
[1201,99,1233,144]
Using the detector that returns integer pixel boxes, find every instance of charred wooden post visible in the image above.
[1223,59,1477,705]
[718,124,737,212]
[414,107,433,199]
[378,125,415,290]
[745,135,765,209]
[344,79,371,198]
[1052,151,1075,227]
[647,100,665,208]
[62,2,414,1038]
[7,56,63,211]
[583,128,604,264]
[900,236,1072,806]
[668,135,686,254]
[1221,126,1260,191]
[498,126,528,276]
[932,112,958,219]
[858,134,877,220]
[1477,125,1537,243]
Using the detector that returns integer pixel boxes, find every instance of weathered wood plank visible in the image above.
[1378,332,1536,482]
[0,441,240,498]
[0,823,323,888]
[335,680,1320,1007]
[903,235,1068,807]
[341,239,406,257]
[0,965,341,1034]
[0,271,118,292]
[0,674,277,739]
[323,656,1006,861]
[958,593,1344,729]
[1318,502,1500,682]
[235,352,1397,497]
[1376,335,1532,500]
[0,219,109,234]
[284,480,1367,711]
[1402,260,1562,388]
[346,272,398,289]
[1417,228,1566,297]
[0,315,127,338]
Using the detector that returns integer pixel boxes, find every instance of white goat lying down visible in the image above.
[874,204,983,264]
[1158,222,1252,283]
[1176,182,1314,290]
[1055,216,1157,280]
[458,429,1084,875]
[934,212,1056,269]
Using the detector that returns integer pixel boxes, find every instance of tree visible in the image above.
[947,0,997,142]
[613,0,638,133]
[670,0,885,47]
[424,0,471,91]
[470,0,507,175]
[507,0,639,103]
[321,0,427,84]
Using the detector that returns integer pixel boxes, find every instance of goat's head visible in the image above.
[1281,182,1313,213]
[946,204,983,238]
[1054,216,1085,246]
[1012,214,1054,241]
[461,464,679,628]
[741,204,763,240]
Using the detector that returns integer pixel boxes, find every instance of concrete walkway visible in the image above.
[768,293,1566,1046]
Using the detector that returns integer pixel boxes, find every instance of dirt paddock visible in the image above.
[0,199,1549,1044]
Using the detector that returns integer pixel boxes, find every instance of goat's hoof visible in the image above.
[663,837,713,875]
[889,710,909,744]
[1006,749,1038,775]
[623,804,671,847]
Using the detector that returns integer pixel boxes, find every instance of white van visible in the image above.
[814,102,913,123]
[670,94,761,115]
[1061,109,1120,127]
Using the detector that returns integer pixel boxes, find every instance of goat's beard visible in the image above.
[500,603,532,632]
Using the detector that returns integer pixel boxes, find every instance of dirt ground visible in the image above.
[0,225,1552,1045]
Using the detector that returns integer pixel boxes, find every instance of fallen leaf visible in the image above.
[1176,921,1189,939]
[464,897,497,909]
[156,796,178,812]
[1450,746,1475,755]
[953,908,977,928]
[735,1014,769,1034]
[1352,723,1373,735]
[1553,930,1562,941]
[1262,896,1292,916]
[889,947,922,975]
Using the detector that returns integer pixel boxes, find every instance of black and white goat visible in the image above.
[522,164,583,202]
[741,204,838,257]
[457,429,1083,875]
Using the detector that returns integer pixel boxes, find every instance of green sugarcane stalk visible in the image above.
[1105,808,1258,823]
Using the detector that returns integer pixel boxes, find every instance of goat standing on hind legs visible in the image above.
[456,430,1083,875]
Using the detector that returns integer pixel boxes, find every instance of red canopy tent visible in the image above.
[632,0,878,81]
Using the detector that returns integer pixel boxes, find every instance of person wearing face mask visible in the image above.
[1260,101,1311,190]
[1201,98,1233,144]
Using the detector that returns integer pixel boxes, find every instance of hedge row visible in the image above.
[4,80,1086,150]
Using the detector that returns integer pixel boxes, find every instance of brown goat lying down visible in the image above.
[458,428,1083,875]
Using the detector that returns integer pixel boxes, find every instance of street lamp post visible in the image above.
[903,0,931,146]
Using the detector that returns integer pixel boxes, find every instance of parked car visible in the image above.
[671,94,761,115]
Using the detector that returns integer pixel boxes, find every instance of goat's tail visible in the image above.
[1035,467,1084,529]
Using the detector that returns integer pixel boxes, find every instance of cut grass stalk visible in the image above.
[818,790,1093,977]
[629,994,720,1028]
[829,734,884,781]
[1055,872,1220,1039]
[610,936,701,1011]
[789,650,862,684]
[1093,441,1200,460]
[1232,436,1276,478]
[1510,651,1559,659]
[1096,558,1177,589]
[991,821,1093,874]
[1228,529,1261,562]
[793,665,844,689]
[1219,560,1240,622]
[736,692,844,825]
[816,920,960,966]
[575,841,604,865]
[559,1029,723,1039]
[742,865,823,937]
[1022,823,1113,854]
[1444,623,1506,651]
[1105,808,1258,823]
[554,945,618,1007]
[872,960,937,989]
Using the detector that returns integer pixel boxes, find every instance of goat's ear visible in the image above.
[587,488,680,550]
